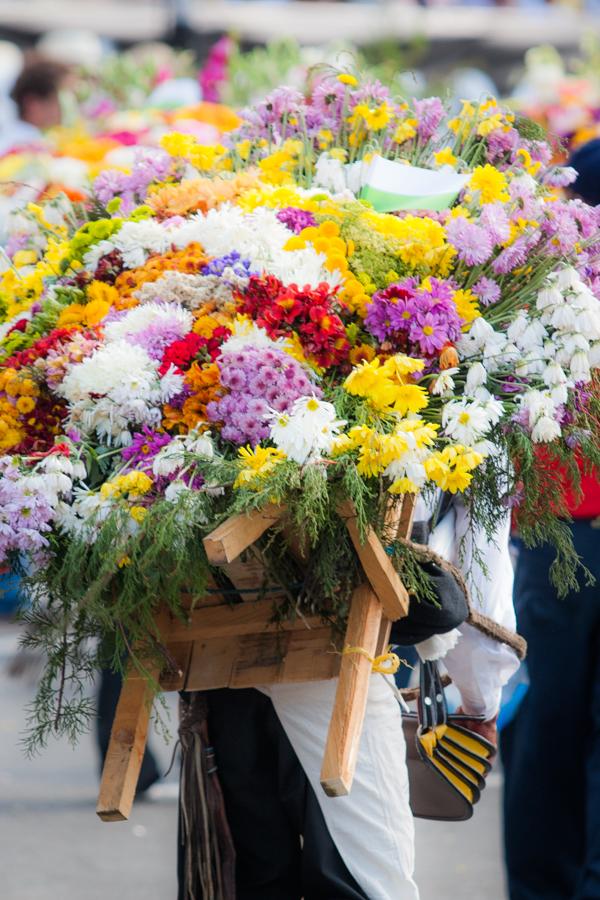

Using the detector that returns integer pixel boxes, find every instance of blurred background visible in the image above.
[0,1,595,898]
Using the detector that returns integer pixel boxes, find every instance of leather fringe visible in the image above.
[179,692,236,900]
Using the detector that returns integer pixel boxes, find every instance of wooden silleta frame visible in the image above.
[96,497,415,822]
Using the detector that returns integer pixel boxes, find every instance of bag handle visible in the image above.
[417,660,448,731]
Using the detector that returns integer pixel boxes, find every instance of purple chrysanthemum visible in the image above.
[414,97,445,141]
[202,252,255,279]
[445,217,493,266]
[472,277,501,306]
[208,346,319,446]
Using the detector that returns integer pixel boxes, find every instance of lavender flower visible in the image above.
[472,277,501,306]
[413,97,445,141]
[543,166,578,189]
[0,458,55,560]
[445,217,493,266]
[479,203,511,245]
[201,252,256,279]
[207,346,319,445]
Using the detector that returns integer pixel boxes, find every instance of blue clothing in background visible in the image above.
[502,525,600,900]
[0,571,22,616]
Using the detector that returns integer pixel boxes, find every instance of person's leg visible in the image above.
[96,667,160,792]
[204,688,302,900]
[503,534,596,900]
[574,621,600,899]
[265,676,419,900]
[275,705,368,900]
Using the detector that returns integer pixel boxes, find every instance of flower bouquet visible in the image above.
[2,71,600,754]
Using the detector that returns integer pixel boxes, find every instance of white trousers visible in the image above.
[260,676,420,900]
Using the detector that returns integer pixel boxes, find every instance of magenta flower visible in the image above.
[276,208,317,234]
[409,312,449,355]
[121,427,172,472]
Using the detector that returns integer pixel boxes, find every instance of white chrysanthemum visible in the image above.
[542,362,568,387]
[83,238,117,272]
[104,302,194,343]
[531,416,561,443]
[112,220,170,269]
[551,267,581,292]
[442,397,502,445]
[430,368,458,397]
[268,396,344,464]
[58,341,181,446]
[220,318,289,355]
[152,430,214,477]
[384,454,429,490]
[169,205,335,288]
[314,153,348,195]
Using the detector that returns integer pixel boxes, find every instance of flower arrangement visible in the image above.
[2,71,600,748]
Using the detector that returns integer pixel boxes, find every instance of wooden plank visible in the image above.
[338,501,409,621]
[96,663,159,822]
[320,584,385,797]
[184,629,340,691]
[166,599,323,642]
[203,505,284,565]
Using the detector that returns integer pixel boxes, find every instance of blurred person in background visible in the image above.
[502,137,600,900]
[0,55,69,155]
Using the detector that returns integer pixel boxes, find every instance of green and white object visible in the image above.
[352,157,469,213]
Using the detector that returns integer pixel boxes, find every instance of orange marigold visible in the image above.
[147,173,257,220]
[163,362,222,433]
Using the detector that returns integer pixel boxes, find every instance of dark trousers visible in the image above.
[502,523,600,900]
[96,667,161,792]
[178,688,367,900]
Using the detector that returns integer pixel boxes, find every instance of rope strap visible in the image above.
[342,644,402,676]
[397,536,528,661]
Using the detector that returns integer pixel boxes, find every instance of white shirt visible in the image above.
[414,493,519,720]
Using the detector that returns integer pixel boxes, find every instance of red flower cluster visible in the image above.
[239,276,349,368]
[14,395,68,455]
[4,327,80,369]
[159,326,230,375]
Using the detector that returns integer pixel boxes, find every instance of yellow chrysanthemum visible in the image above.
[434,147,458,168]
[233,446,287,489]
[468,165,510,204]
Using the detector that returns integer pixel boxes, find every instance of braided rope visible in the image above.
[396,536,527,661]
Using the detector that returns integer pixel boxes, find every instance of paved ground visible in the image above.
[0,622,507,900]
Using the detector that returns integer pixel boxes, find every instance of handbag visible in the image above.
[402,660,496,821]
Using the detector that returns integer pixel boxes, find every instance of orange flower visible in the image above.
[114,243,208,308]
[163,362,222,432]
[147,172,257,220]
[439,345,459,369]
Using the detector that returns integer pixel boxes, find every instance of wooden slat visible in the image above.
[203,505,284,565]
[166,599,323,642]
[338,501,409,621]
[320,584,384,797]
[184,628,340,691]
[96,664,159,822]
